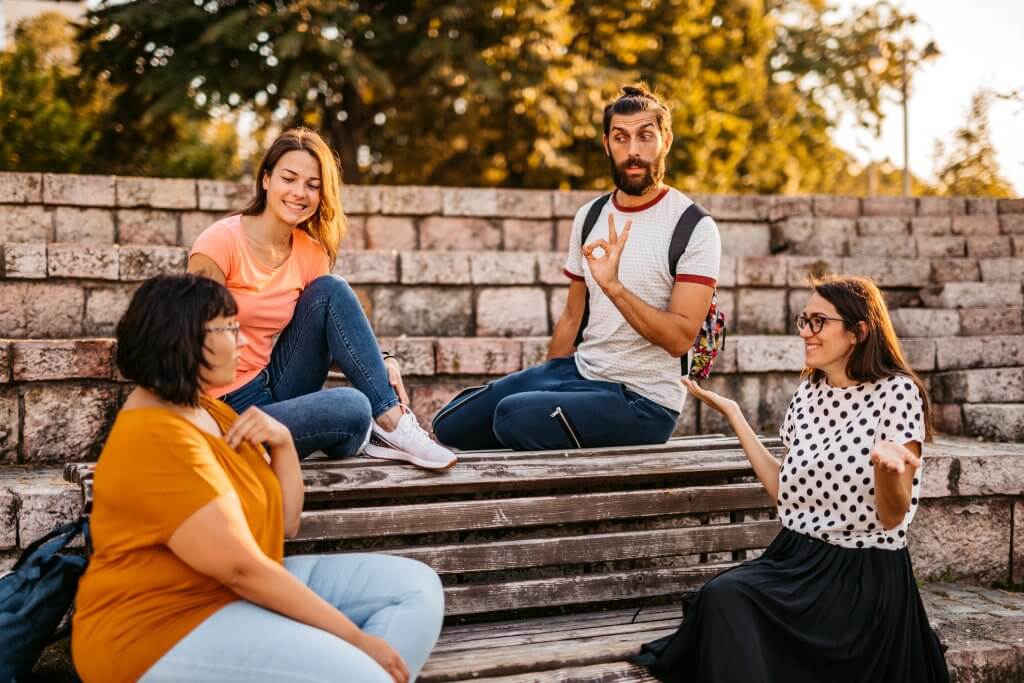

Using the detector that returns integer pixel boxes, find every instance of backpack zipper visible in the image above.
[550,406,583,449]
[431,384,493,432]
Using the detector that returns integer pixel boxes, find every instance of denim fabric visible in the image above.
[139,553,444,683]
[433,355,680,451]
[222,275,398,459]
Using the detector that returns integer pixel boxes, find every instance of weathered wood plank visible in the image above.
[296,483,772,541]
[452,661,659,683]
[386,520,780,574]
[443,562,731,615]
[436,605,680,644]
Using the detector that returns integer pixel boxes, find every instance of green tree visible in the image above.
[932,89,1015,198]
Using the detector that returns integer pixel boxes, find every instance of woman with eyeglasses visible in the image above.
[72,274,444,683]
[188,127,456,470]
[632,275,948,682]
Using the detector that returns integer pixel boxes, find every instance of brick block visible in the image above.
[933,368,1024,403]
[963,404,1024,441]
[915,236,965,258]
[343,185,381,214]
[931,258,980,283]
[197,179,251,211]
[719,223,771,257]
[22,384,120,463]
[333,251,398,284]
[17,483,83,547]
[0,389,16,463]
[498,189,553,219]
[3,243,46,279]
[889,308,959,337]
[861,197,916,216]
[503,219,553,251]
[0,487,16,548]
[410,383,464,429]
[966,235,1012,258]
[931,404,962,435]
[0,341,9,383]
[910,216,952,236]
[772,217,851,256]
[734,336,803,372]
[378,186,442,215]
[552,190,602,218]
[848,236,916,257]
[179,211,221,248]
[376,337,435,376]
[0,172,42,203]
[54,207,115,243]
[921,282,1022,309]
[400,252,471,284]
[343,216,366,250]
[48,244,118,280]
[952,215,1000,235]
[538,252,569,285]
[999,214,1024,234]
[84,285,136,336]
[43,173,115,207]
[0,282,84,337]
[714,289,736,335]
[935,336,1024,370]
[840,257,931,287]
[0,205,52,242]
[735,288,787,334]
[117,177,196,209]
[998,197,1024,214]
[11,340,115,381]
[436,338,522,375]
[785,256,839,288]
[916,197,965,215]
[470,252,536,285]
[857,217,908,236]
[1015,236,1024,258]
[979,258,1024,283]
[812,196,860,217]
[555,219,574,252]
[709,195,773,221]
[420,216,500,250]
[372,287,473,336]
[966,197,998,215]
[477,288,548,336]
[769,196,812,221]
[716,256,736,289]
[521,337,551,368]
[901,338,936,372]
[909,499,1011,583]
[1015,499,1024,584]
[441,188,498,217]
[118,245,186,280]
[364,216,417,250]
[959,307,1023,336]
[735,257,786,286]
[548,287,568,326]
[116,209,178,245]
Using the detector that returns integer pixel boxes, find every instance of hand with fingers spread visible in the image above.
[384,356,410,405]
[583,213,632,294]
[870,440,921,474]
[682,377,739,418]
[224,406,293,452]
[355,633,410,683]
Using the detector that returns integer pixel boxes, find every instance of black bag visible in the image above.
[0,517,89,682]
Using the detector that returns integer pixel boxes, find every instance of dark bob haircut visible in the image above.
[116,274,238,407]
[602,83,673,140]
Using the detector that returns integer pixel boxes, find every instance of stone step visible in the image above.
[920,281,1024,310]
[891,307,1024,337]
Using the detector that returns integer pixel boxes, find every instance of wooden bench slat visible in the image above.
[443,562,732,615]
[296,483,772,541]
[386,520,780,574]
[459,661,659,683]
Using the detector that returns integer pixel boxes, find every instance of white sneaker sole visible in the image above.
[363,443,458,471]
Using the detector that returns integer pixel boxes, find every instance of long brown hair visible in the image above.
[803,275,934,440]
[241,127,346,266]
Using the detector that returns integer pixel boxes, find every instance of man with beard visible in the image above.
[432,84,721,451]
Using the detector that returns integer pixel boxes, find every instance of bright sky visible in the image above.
[831,0,1024,195]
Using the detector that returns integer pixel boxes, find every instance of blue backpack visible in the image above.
[0,516,89,682]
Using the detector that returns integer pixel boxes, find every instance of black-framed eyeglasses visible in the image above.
[794,313,846,334]
[205,323,241,341]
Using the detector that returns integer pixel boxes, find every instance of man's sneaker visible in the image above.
[364,406,458,471]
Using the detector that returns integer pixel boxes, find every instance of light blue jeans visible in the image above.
[140,554,445,682]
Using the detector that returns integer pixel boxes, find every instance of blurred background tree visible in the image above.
[931,89,1015,198]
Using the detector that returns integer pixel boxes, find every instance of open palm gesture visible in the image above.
[583,213,632,291]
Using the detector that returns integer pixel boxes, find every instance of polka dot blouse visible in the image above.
[778,374,925,550]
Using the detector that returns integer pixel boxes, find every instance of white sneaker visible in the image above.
[364,406,458,471]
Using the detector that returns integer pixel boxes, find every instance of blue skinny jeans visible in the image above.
[222,275,399,459]
[139,553,445,682]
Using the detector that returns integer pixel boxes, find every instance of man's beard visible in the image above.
[610,154,666,196]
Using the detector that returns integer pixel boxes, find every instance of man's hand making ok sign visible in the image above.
[583,213,632,295]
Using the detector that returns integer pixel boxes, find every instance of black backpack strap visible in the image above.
[667,201,710,277]
[573,193,613,347]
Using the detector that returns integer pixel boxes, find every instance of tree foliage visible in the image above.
[932,89,1015,198]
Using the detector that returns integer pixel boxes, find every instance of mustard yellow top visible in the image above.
[72,395,284,683]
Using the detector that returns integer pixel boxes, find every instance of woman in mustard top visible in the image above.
[72,274,444,683]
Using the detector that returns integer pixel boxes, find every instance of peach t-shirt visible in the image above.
[190,214,330,396]
[71,396,284,683]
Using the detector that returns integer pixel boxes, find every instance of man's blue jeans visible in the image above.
[222,275,399,459]
[432,356,680,451]
[139,553,444,682]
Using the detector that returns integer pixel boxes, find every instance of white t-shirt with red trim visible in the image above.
[564,187,721,411]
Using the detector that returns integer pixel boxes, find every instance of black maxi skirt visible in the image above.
[630,528,949,683]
